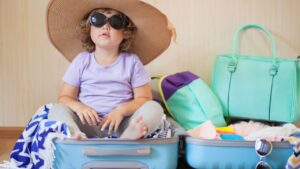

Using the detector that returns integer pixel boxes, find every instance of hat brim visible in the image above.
[47,0,173,65]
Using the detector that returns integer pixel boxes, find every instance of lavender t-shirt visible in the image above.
[63,51,150,115]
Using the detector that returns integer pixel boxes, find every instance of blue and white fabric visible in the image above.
[0,104,70,169]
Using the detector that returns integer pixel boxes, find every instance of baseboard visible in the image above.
[0,127,24,139]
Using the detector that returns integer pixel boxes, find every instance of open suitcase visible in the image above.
[53,137,179,169]
[184,136,293,169]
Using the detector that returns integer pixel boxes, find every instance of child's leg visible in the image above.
[48,103,100,139]
[119,100,164,139]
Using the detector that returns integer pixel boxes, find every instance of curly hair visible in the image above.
[79,8,137,53]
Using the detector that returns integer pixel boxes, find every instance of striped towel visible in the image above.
[286,132,300,169]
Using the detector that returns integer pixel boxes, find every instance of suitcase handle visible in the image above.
[83,147,151,156]
[83,161,148,169]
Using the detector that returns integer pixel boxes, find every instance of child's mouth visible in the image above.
[100,32,110,38]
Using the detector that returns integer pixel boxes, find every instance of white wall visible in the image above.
[1,0,300,126]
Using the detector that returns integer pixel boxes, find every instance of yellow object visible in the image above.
[216,126,235,133]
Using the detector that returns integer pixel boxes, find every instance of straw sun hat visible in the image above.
[46,0,175,65]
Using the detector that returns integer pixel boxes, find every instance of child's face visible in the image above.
[90,9,125,51]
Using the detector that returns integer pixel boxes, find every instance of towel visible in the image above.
[286,132,300,169]
[0,104,71,169]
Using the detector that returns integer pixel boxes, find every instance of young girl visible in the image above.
[47,3,174,140]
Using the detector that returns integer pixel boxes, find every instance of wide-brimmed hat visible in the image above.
[46,0,175,65]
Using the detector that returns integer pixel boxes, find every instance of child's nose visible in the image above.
[101,22,110,30]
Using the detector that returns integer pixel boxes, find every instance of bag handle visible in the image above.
[230,24,278,75]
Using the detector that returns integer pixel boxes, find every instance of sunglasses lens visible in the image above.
[90,12,128,30]
[256,161,272,169]
[90,12,106,27]
[255,138,272,156]
[109,15,127,29]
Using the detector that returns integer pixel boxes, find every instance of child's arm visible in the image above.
[100,83,152,133]
[58,82,100,125]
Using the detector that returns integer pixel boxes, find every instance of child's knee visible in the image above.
[143,100,164,116]
[136,100,164,123]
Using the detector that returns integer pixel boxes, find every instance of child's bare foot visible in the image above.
[120,116,147,140]
[72,132,87,140]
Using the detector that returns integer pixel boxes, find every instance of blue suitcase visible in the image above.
[184,137,292,169]
[53,137,179,169]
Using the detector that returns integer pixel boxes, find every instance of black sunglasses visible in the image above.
[89,12,129,30]
[255,138,273,169]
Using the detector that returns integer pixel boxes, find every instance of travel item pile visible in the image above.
[184,24,300,169]
[153,24,300,169]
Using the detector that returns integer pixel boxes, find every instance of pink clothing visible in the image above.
[63,51,150,115]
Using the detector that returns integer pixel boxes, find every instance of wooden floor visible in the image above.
[0,127,23,162]
[0,138,17,162]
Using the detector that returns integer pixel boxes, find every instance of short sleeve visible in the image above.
[131,55,151,88]
[63,53,85,87]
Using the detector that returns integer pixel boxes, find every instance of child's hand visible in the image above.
[100,108,125,134]
[75,105,100,125]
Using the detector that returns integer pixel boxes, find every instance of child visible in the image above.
[47,0,174,140]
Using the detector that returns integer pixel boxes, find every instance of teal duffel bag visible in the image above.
[155,71,226,130]
[211,24,300,123]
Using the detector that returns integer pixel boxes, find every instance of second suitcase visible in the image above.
[185,136,292,169]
